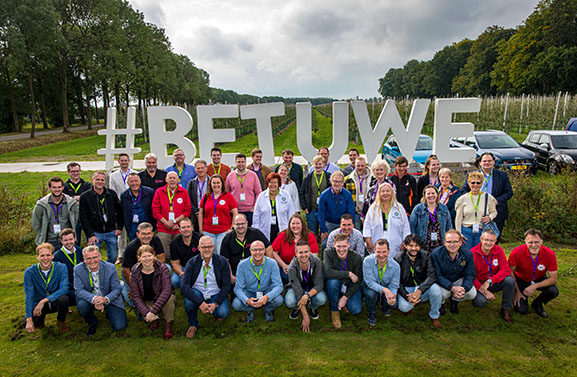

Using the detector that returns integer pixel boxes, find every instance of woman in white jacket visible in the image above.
[363,182,410,258]
[253,172,296,242]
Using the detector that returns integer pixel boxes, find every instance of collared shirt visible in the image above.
[139,169,167,191]
[362,253,400,295]
[224,169,262,212]
[91,270,102,297]
[308,162,341,174]
[480,169,494,195]
[170,233,201,267]
[220,228,270,274]
[192,258,220,297]
[166,163,197,188]
[317,187,355,233]
[234,256,283,304]
[326,228,366,257]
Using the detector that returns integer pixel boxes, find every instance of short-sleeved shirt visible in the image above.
[122,236,165,270]
[200,192,238,234]
[271,231,319,264]
[139,169,167,191]
[170,232,202,268]
[509,244,557,282]
[221,227,270,274]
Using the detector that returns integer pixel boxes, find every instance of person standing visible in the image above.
[278,164,301,213]
[344,156,372,230]
[187,160,210,232]
[390,156,417,215]
[166,148,197,188]
[139,153,167,192]
[300,155,331,238]
[253,173,295,242]
[207,147,230,180]
[308,147,341,174]
[409,185,452,253]
[416,154,441,202]
[63,162,91,245]
[249,148,271,190]
[341,148,359,177]
[109,154,135,263]
[438,168,462,227]
[225,153,261,226]
[318,171,355,245]
[275,149,303,189]
[120,173,155,241]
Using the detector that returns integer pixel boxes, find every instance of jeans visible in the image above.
[306,210,319,238]
[354,215,362,232]
[284,288,327,311]
[440,278,477,302]
[321,221,340,249]
[397,284,443,319]
[75,222,84,246]
[461,226,481,251]
[121,275,135,308]
[472,276,515,310]
[183,289,230,327]
[278,265,289,285]
[203,231,227,256]
[325,279,363,314]
[363,286,398,314]
[231,293,284,313]
[28,295,69,327]
[77,299,127,331]
[171,272,182,289]
[513,275,559,314]
[94,231,119,263]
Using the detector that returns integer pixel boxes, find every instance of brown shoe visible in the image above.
[163,321,173,339]
[331,311,342,329]
[150,319,160,330]
[431,318,442,329]
[185,326,197,339]
[57,321,70,334]
[403,310,413,316]
[501,309,513,324]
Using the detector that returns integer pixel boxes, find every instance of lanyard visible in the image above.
[452,252,460,267]
[378,263,387,283]
[62,247,77,266]
[530,252,540,281]
[428,206,437,223]
[37,263,54,296]
[250,257,265,289]
[121,169,130,184]
[270,196,276,216]
[382,206,390,231]
[69,181,81,193]
[470,192,482,223]
[359,174,367,194]
[212,193,221,212]
[482,169,493,191]
[87,265,98,293]
[167,188,176,211]
[339,255,348,271]
[482,253,493,277]
[203,264,210,288]
[324,162,331,172]
[314,171,325,195]
[177,165,183,182]
[330,188,340,203]
[214,164,222,176]
[251,163,261,177]
[235,237,247,248]
[131,189,141,208]
[429,175,439,186]
[409,262,417,285]
[51,203,63,223]
[197,178,207,199]
[236,172,246,191]
[301,262,311,283]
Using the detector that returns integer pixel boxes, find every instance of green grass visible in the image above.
[1,245,576,375]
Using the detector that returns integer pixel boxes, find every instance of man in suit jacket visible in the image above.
[74,246,127,335]
[462,152,513,235]
[181,236,231,339]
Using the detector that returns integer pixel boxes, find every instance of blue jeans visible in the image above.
[461,226,481,251]
[397,284,442,319]
[279,266,289,285]
[325,279,363,314]
[171,273,182,289]
[285,288,327,310]
[94,231,118,263]
[363,286,398,314]
[306,210,319,238]
[183,289,230,327]
[121,275,135,308]
[203,231,227,256]
[75,222,85,246]
[354,215,362,232]
[231,293,284,313]
[321,221,340,249]
[77,299,127,331]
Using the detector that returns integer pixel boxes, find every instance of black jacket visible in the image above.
[390,173,417,215]
[393,250,437,300]
[120,186,155,232]
[63,178,92,198]
[181,253,231,306]
[300,171,331,211]
[79,188,124,237]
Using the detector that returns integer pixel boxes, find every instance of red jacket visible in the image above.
[152,185,191,235]
[471,243,511,289]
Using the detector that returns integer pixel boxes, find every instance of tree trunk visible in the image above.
[38,78,49,129]
[84,79,92,130]
[115,82,121,114]
[58,53,70,132]
[93,89,99,124]
[5,69,20,132]
[28,73,36,138]
[74,74,86,125]
[102,82,109,124]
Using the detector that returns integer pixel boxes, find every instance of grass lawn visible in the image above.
[1,244,576,375]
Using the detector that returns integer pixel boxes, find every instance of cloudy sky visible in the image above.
[129,0,540,99]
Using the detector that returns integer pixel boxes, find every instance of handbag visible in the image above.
[483,193,500,238]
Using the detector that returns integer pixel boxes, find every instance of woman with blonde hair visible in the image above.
[362,157,392,217]
[438,167,462,225]
[363,182,410,258]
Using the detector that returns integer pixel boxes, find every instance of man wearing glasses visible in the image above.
[431,229,477,315]
[166,148,197,188]
[317,171,355,246]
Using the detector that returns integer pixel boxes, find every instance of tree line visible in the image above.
[378,0,577,99]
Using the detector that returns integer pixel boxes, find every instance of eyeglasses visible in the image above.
[469,181,482,185]
[199,246,214,250]
[332,180,344,184]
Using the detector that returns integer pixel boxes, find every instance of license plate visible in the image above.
[511,165,527,170]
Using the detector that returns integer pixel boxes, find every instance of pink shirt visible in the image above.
[225,169,262,212]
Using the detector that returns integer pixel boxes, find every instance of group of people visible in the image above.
[24,147,560,337]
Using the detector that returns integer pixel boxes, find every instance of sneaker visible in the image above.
[264,310,275,322]
[86,323,98,336]
[310,308,320,320]
[246,311,255,323]
[289,308,300,320]
[367,312,377,326]
[381,307,391,317]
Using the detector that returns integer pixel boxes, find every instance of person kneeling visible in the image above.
[232,241,284,323]
[394,235,443,329]
[363,239,400,325]
[24,243,70,334]
[181,236,231,338]
[285,240,327,332]
[323,233,363,329]
[74,246,127,336]
[130,245,176,339]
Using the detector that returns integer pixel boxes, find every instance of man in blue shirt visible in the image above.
[166,148,197,188]
[318,171,355,246]
[232,240,283,323]
[431,229,477,315]
[363,239,400,325]
[24,243,70,334]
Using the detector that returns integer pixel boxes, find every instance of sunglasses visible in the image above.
[469,181,482,185]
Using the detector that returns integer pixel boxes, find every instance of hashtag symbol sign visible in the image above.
[97,107,142,171]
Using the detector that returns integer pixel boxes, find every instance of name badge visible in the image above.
[53,224,61,234]
[472,224,480,233]
[316,197,320,205]
[103,213,108,222]
[239,193,246,201]
[270,216,277,225]
[256,291,263,299]
[132,214,139,223]
[203,290,211,300]
[168,212,175,221]
[340,284,347,294]
[431,232,438,241]
[357,194,364,203]
[212,216,219,225]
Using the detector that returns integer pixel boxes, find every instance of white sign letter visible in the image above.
[240,103,284,166]
[146,106,194,169]
[433,98,480,163]
[197,104,239,165]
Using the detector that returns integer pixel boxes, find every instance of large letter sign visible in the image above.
[197,104,238,165]
[433,98,480,163]
[147,106,196,168]
[240,103,284,166]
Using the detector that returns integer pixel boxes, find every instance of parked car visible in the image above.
[381,134,433,165]
[450,130,537,173]
[522,130,577,174]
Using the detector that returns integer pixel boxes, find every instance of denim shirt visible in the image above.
[362,254,400,295]
[409,202,452,245]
